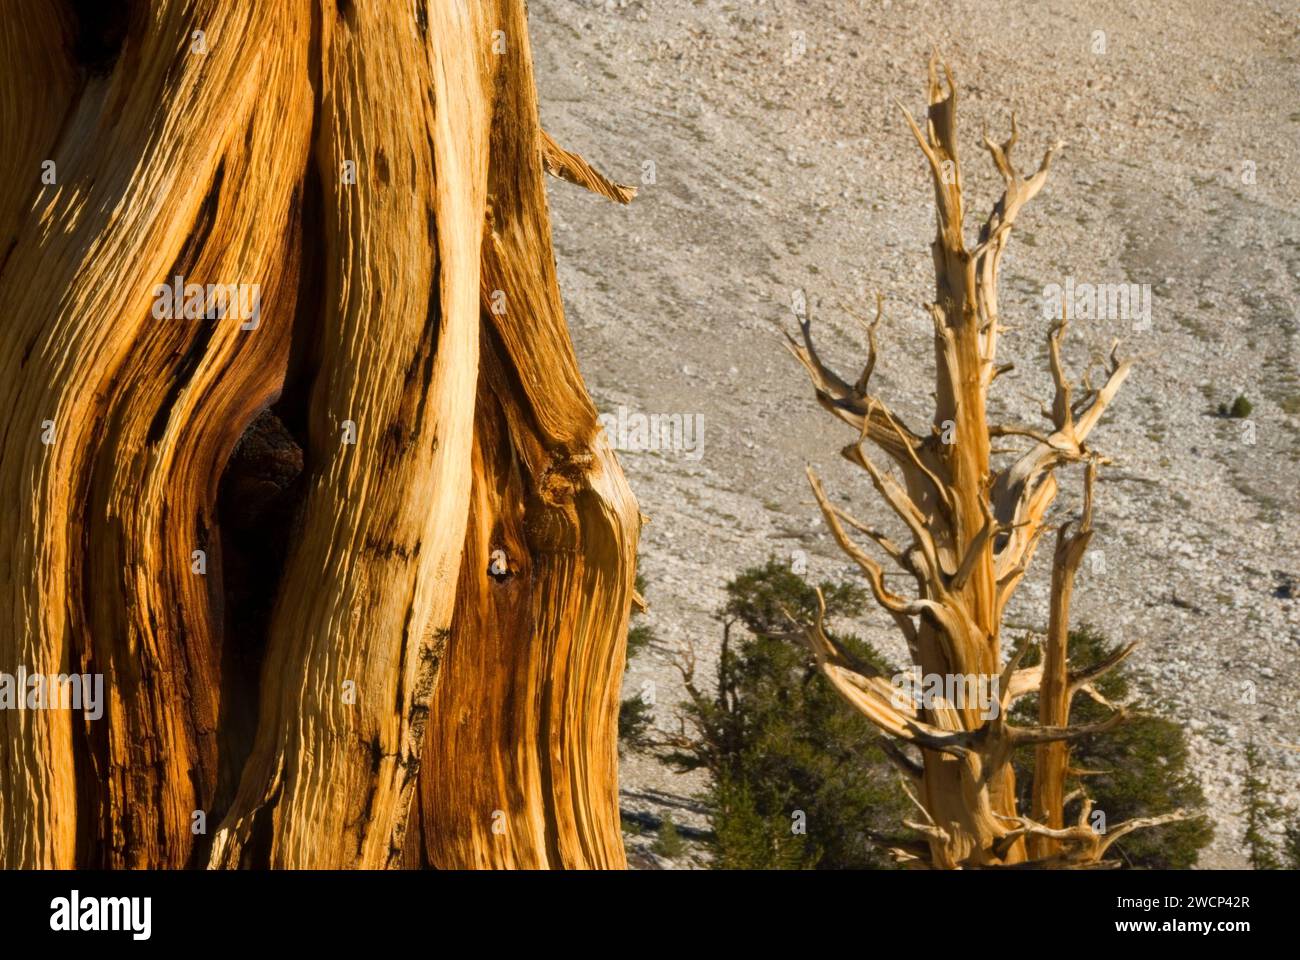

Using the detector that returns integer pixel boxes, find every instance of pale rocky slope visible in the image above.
[532,0,1300,868]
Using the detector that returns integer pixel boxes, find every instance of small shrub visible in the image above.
[1284,821,1300,869]
[653,815,686,859]
[662,559,910,869]
[1242,740,1283,869]
[619,569,657,754]
[618,696,654,751]
[626,622,653,661]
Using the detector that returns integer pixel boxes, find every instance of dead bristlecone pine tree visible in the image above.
[0,1,640,869]
[787,57,1188,869]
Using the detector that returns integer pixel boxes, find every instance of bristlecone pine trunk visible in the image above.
[0,0,639,869]
[787,58,1187,869]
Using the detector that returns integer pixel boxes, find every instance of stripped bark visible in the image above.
[788,57,1184,868]
[0,0,638,870]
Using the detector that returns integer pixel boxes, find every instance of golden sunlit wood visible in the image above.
[0,0,638,870]
[787,56,1185,869]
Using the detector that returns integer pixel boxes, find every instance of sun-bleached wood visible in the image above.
[0,0,638,870]
[787,58,1184,868]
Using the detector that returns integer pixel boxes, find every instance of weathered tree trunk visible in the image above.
[789,58,1184,868]
[1027,462,1095,861]
[0,0,638,870]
